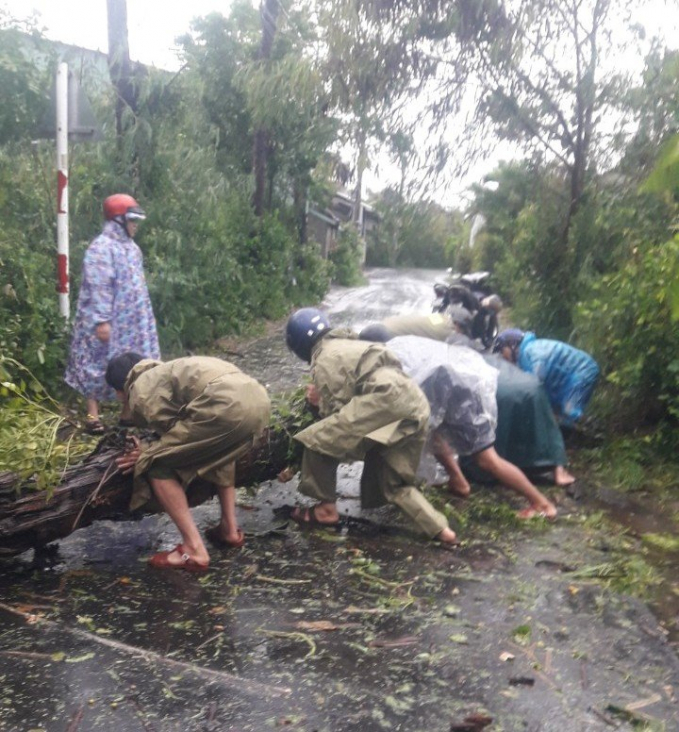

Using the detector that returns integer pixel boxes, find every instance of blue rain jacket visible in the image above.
[518,332,599,425]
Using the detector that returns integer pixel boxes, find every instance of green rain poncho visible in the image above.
[485,355,567,469]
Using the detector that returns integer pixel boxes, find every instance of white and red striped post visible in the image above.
[56,62,70,319]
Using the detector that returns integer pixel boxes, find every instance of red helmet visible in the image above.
[103,194,146,222]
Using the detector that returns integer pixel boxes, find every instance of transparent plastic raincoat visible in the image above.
[386,336,499,459]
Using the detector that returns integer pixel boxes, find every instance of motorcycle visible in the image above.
[432,270,502,350]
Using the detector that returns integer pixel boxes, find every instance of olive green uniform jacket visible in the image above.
[125,357,270,510]
[294,330,449,538]
[382,313,455,341]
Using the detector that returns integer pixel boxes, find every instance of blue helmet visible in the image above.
[286,308,331,362]
[492,328,525,354]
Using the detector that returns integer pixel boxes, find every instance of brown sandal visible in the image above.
[148,544,209,572]
[205,526,245,549]
[84,416,106,435]
[290,506,340,528]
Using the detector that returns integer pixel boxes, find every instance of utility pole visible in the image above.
[56,63,69,318]
[47,63,102,320]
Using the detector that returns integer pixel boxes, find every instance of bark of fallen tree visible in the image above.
[0,426,295,557]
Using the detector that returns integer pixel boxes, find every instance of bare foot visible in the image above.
[554,465,576,486]
[447,475,471,498]
[517,503,557,521]
[436,527,460,545]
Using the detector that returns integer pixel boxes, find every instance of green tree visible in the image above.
[106,0,139,151]
[318,0,433,229]
[251,0,280,216]
[0,14,50,145]
[368,189,462,268]
[181,3,335,233]
[357,0,650,241]
[620,49,679,180]
[178,6,260,178]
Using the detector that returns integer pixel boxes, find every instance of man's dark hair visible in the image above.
[105,352,144,391]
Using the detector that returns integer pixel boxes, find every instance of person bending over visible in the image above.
[282,308,458,545]
[106,352,270,571]
[363,334,557,520]
[360,314,574,487]
[493,329,599,426]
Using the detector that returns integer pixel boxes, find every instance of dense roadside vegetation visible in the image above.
[1,0,678,467]
[0,5,334,396]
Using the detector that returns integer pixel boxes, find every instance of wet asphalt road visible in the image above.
[1,268,678,731]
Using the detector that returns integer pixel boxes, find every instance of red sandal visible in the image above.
[148,544,209,572]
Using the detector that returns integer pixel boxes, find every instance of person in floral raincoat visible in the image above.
[65,194,160,433]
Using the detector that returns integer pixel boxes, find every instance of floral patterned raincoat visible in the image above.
[65,221,160,401]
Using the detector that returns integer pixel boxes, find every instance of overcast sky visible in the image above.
[2,0,678,202]
[1,0,237,69]
[3,0,678,70]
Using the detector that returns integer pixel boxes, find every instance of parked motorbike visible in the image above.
[432,270,502,349]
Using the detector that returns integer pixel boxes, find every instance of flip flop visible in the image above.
[148,544,209,572]
[435,537,461,550]
[84,416,106,435]
[290,505,340,528]
[205,526,246,549]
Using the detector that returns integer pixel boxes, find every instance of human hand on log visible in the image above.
[277,466,297,483]
[115,436,142,474]
[95,322,111,342]
[305,384,320,407]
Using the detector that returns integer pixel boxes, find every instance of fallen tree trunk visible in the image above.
[0,426,295,557]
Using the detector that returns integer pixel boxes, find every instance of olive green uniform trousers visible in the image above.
[294,331,449,539]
